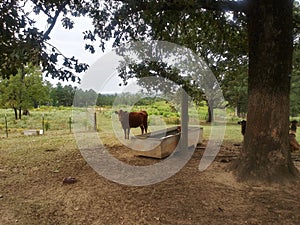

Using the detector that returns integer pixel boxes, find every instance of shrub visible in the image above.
[164,116,180,125]
[45,121,50,131]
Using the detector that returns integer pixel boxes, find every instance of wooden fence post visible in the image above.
[42,114,45,134]
[94,112,97,131]
[181,90,189,150]
[69,117,72,133]
[5,114,8,138]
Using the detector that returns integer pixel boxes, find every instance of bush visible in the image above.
[45,121,50,131]
[164,116,180,125]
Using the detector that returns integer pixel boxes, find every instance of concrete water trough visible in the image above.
[130,126,203,159]
[23,129,43,136]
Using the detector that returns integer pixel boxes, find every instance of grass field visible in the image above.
[0,106,245,178]
[1,107,300,224]
[0,105,299,143]
[0,105,245,171]
[0,107,73,134]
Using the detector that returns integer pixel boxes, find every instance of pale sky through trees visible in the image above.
[46,16,140,94]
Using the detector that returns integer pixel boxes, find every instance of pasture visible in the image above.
[1,107,300,224]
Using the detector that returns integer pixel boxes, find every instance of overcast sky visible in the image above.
[47,17,105,65]
[38,14,135,93]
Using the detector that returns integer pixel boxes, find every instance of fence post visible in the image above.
[69,117,72,133]
[5,114,8,138]
[181,90,189,150]
[42,114,45,134]
[94,112,97,131]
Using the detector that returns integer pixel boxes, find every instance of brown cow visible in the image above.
[115,110,148,139]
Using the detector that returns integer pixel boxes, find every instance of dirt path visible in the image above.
[1,142,300,225]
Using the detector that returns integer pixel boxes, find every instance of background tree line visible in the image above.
[0,65,161,118]
[1,61,300,120]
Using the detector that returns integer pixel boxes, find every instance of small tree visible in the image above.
[0,64,49,119]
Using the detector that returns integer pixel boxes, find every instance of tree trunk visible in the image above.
[231,0,299,182]
[19,107,22,120]
[206,101,214,123]
[13,107,18,120]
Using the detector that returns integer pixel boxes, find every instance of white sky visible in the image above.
[43,16,110,85]
[43,13,147,94]
[28,7,129,94]
[48,17,105,65]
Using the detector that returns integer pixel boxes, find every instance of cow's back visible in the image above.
[140,110,148,117]
[128,112,145,128]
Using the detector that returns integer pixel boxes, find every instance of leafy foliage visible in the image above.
[1,0,300,120]
[82,1,248,121]
[0,0,90,81]
[0,64,50,119]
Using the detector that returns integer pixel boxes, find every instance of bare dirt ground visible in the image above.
[1,140,300,225]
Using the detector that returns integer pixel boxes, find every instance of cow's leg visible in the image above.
[126,128,130,139]
[140,125,145,135]
[123,129,127,139]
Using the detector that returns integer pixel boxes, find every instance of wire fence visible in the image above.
[0,107,222,138]
[0,108,74,137]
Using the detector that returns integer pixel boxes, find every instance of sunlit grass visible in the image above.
[1,106,299,147]
[0,106,252,146]
[0,107,73,135]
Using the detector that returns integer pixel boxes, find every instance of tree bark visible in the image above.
[13,107,18,120]
[231,0,299,182]
[206,101,214,123]
[19,107,22,120]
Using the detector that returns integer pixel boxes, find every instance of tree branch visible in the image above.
[194,0,248,12]
[31,0,51,17]
[42,1,68,40]
[125,0,248,14]
[44,41,66,58]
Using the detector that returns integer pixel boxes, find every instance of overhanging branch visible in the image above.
[42,2,68,40]
[124,0,248,13]
[195,0,248,12]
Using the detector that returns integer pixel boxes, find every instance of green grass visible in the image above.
[201,122,243,144]
[0,107,73,136]
[94,109,244,144]
[1,105,299,145]
[0,130,77,169]
[0,113,244,161]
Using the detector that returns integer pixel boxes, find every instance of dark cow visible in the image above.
[237,119,300,152]
[115,110,148,139]
[290,120,298,134]
[238,120,246,136]
[289,133,300,152]
[290,120,299,151]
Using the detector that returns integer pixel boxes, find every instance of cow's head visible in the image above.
[238,120,246,126]
[115,110,127,122]
[291,120,298,125]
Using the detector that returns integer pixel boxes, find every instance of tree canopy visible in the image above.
[0,0,90,81]
[0,64,49,119]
